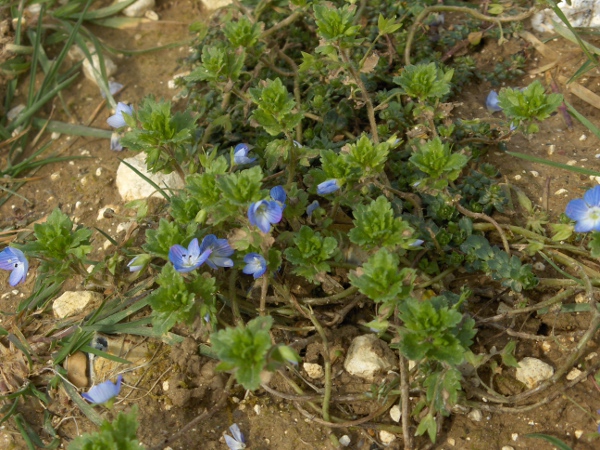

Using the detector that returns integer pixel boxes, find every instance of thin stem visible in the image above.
[338,47,379,143]
[260,10,302,39]
[307,310,332,422]
[400,355,413,450]
[259,274,268,316]
[404,5,536,65]
[455,202,510,255]
[229,270,243,325]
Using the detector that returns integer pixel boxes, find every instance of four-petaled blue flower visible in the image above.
[233,144,256,165]
[224,424,246,450]
[248,186,286,233]
[107,102,133,128]
[82,375,122,404]
[566,186,600,232]
[199,235,234,269]
[486,90,502,112]
[317,179,340,195]
[0,247,28,286]
[307,200,320,217]
[169,238,211,273]
[243,253,267,279]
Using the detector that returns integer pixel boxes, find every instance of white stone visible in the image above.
[201,0,232,10]
[118,0,155,17]
[389,405,401,422]
[575,429,584,439]
[566,368,582,381]
[515,357,554,389]
[467,409,482,422]
[339,435,351,447]
[303,362,324,379]
[532,0,600,33]
[447,437,456,446]
[511,433,519,441]
[379,430,396,445]
[162,380,169,391]
[502,447,515,450]
[50,172,61,181]
[53,291,103,318]
[82,52,117,88]
[343,334,397,381]
[116,152,184,202]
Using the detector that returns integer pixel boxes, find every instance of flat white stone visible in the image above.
[116,152,184,202]
[343,334,397,381]
[532,0,600,33]
[201,0,232,10]
[53,291,103,318]
[389,405,401,422]
[379,430,396,445]
[515,357,554,389]
[303,362,324,379]
[467,409,483,422]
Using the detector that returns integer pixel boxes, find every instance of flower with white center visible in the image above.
[243,253,267,278]
[0,247,28,286]
[224,424,246,450]
[485,90,502,112]
[106,102,133,128]
[168,238,211,273]
[233,143,256,165]
[566,186,600,232]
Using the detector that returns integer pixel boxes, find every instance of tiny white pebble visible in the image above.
[50,172,60,181]
[533,262,545,271]
[145,10,159,20]
[96,167,103,177]
[567,368,582,381]
[514,174,522,181]
[467,409,483,422]
[555,188,568,195]
[389,405,401,422]
[567,160,577,166]
[103,240,111,250]
[575,430,584,439]
[254,404,261,415]
[542,341,551,353]
[580,134,587,141]
[51,131,61,140]
[80,176,88,186]
[379,430,396,445]
[75,201,82,209]
[548,144,555,155]
[595,154,600,159]
[590,176,600,184]
[162,381,169,391]
[511,433,519,441]
[529,171,539,177]
[447,437,456,446]
[80,149,90,156]
[339,435,351,447]
[580,158,588,162]
[586,352,598,360]
[502,447,515,450]
[69,161,75,166]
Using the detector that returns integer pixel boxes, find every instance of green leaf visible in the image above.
[377,14,402,35]
[249,78,303,136]
[217,166,265,206]
[224,16,261,48]
[211,316,274,391]
[313,3,362,47]
[415,412,437,443]
[345,134,390,178]
[588,231,600,258]
[500,340,520,368]
[498,80,562,126]
[410,137,469,188]
[525,434,572,450]
[393,63,454,102]
[284,226,338,283]
[349,196,419,250]
[142,218,197,259]
[348,249,415,304]
[185,44,245,83]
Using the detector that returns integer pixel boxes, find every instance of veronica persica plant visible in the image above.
[317,179,340,195]
[566,186,600,232]
[486,90,502,112]
[106,102,133,128]
[248,186,286,233]
[0,247,28,286]
[169,238,211,273]
[199,235,234,269]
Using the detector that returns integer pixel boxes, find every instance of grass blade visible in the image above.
[525,433,572,450]
[506,151,600,177]
[564,100,600,140]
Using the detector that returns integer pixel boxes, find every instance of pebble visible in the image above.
[389,405,401,422]
[532,262,545,271]
[529,170,539,177]
[547,144,555,155]
[145,10,159,20]
[120,0,155,18]
[303,362,324,379]
[447,437,456,446]
[201,0,233,10]
[467,409,483,422]
[502,447,515,450]
[253,404,261,415]
[53,291,103,318]
[575,430,584,438]
[162,381,169,391]
[96,167,103,177]
[343,334,397,381]
[65,351,89,387]
[379,430,396,445]
[567,160,577,166]
[51,132,60,140]
[339,435,351,447]
[566,368,582,381]
[515,357,554,389]
[555,188,568,195]
[514,174,522,181]
[580,134,588,141]
[50,172,60,181]
[511,433,518,441]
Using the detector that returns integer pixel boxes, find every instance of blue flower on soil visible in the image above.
[270,185,286,210]
[169,238,211,273]
[243,253,267,279]
[307,200,320,217]
[486,90,502,112]
[0,247,28,286]
[566,186,600,232]
[224,424,246,450]
[106,102,133,128]
[82,375,122,404]
[248,200,283,233]
[317,179,340,195]
[233,143,256,165]
[198,234,234,269]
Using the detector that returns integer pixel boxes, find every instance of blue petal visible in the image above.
[263,201,283,225]
[106,102,133,128]
[485,90,502,112]
[207,256,234,269]
[229,424,245,444]
[306,200,320,217]
[255,213,272,233]
[243,253,266,278]
[8,264,26,286]
[169,244,188,268]
[82,375,122,404]
[224,435,246,450]
[247,201,264,227]
[565,199,589,222]
[110,133,123,151]
[188,238,201,259]
[0,247,28,285]
[584,186,600,207]
[270,186,286,204]
[574,215,600,233]
[317,179,340,195]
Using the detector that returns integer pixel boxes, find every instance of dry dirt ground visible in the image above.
[2,1,600,449]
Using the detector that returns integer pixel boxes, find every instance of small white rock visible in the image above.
[82,53,117,87]
[567,160,578,166]
[547,144,555,155]
[586,352,598,360]
[529,170,539,177]
[51,131,61,140]
[50,172,61,181]
[591,175,600,184]
[515,357,554,389]
[379,430,396,445]
[447,437,456,446]
[532,262,545,271]
[580,134,588,141]
[511,432,519,441]
[303,362,324,379]
[566,368,582,381]
[145,10,159,20]
[53,291,103,318]
[162,380,169,391]
[201,0,233,10]
[343,334,397,381]
[80,176,88,186]
[502,446,515,450]
[575,293,587,304]
[103,240,112,250]
[575,429,584,439]
[555,188,568,195]
[514,174,522,181]
[339,435,351,447]
[96,167,103,177]
[75,201,82,209]
[389,405,401,422]
[253,404,261,415]
[467,409,482,422]
[120,0,155,18]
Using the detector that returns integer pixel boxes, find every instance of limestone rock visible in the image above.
[303,362,324,379]
[201,0,232,10]
[343,334,397,381]
[532,0,600,33]
[53,291,102,318]
[116,152,184,202]
[515,357,554,389]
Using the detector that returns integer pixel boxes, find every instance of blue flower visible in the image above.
[82,375,122,404]
[486,90,502,112]
[127,254,150,272]
[566,186,600,232]
[248,200,283,233]
[306,200,320,217]
[317,179,340,195]
[270,186,286,210]
[107,102,133,128]
[198,235,234,269]
[410,239,424,247]
[169,238,211,273]
[224,424,246,450]
[233,143,256,165]
[243,253,267,278]
[0,247,28,286]
[101,81,123,99]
